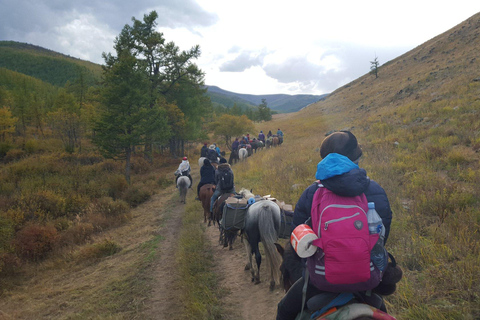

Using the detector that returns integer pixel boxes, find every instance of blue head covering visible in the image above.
[315,153,359,181]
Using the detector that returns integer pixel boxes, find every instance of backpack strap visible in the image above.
[299,267,310,319]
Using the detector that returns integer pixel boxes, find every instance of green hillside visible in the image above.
[0,41,102,87]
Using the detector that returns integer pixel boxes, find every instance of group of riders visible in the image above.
[174,129,401,319]
[232,128,284,153]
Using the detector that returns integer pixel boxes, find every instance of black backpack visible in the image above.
[220,170,234,190]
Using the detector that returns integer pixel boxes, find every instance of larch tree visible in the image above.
[94,23,170,183]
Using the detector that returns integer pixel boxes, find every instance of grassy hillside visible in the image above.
[232,11,480,319]
[0,41,102,87]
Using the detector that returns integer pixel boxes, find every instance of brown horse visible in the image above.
[272,136,279,147]
[199,184,215,225]
[212,192,237,250]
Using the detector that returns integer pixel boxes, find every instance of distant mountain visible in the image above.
[206,85,328,113]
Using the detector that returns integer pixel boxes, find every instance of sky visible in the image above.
[1,1,480,96]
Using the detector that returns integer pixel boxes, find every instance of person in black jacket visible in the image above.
[200,142,209,158]
[276,130,394,320]
[196,158,216,200]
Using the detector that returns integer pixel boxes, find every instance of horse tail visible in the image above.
[257,202,282,284]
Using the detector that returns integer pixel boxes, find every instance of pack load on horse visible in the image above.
[220,195,249,231]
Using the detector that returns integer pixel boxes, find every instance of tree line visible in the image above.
[0,11,273,183]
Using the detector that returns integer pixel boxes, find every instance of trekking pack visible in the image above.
[221,196,249,230]
[219,170,234,190]
[307,184,382,292]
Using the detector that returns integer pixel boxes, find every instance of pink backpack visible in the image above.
[307,184,382,292]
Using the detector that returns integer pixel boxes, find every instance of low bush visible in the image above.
[4,148,25,163]
[0,252,21,276]
[13,224,59,261]
[106,174,128,200]
[74,238,121,261]
[58,222,95,247]
[121,186,151,207]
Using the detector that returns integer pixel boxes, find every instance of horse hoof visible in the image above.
[245,264,250,271]
[254,279,261,285]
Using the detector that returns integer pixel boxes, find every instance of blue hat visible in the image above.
[260,130,263,133]
[248,197,255,205]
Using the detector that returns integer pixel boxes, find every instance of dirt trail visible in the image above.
[143,168,284,320]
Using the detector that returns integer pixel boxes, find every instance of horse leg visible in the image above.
[243,236,252,271]
[252,242,262,284]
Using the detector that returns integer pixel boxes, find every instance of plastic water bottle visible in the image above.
[367,202,388,271]
[367,202,382,234]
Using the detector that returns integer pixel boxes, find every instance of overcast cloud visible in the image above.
[1,0,480,95]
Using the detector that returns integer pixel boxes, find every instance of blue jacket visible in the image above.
[292,153,393,243]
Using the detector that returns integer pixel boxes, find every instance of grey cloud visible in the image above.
[219,49,268,72]
[0,0,217,37]
[261,44,408,94]
[0,0,217,63]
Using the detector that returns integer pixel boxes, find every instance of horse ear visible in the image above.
[250,188,253,193]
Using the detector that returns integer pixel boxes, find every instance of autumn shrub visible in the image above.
[121,185,152,207]
[0,215,14,251]
[131,156,152,174]
[157,175,172,188]
[74,238,121,261]
[58,222,95,246]
[24,139,39,154]
[106,174,128,200]
[64,194,90,216]
[89,197,129,218]
[53,217,71,231]
[0,141,13,158]
[4,148,25,163]
[100,159,123,173]
[21,190,66,220]
[13,223,59,261]
[0,252,21,276]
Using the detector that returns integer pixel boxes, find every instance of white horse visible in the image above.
[238,148,248,161]
[243,198,282,290]
[198,157,206,168]
[176,176,190,204]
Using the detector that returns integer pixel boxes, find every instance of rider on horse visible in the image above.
[175,157,192,188]
[210,158,235,215]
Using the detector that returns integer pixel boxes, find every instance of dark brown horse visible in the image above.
[212,192,237,249]
[228,149,239,165]
[199,184,215,225]
[275,242,303,292]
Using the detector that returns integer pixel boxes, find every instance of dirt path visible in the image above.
[142,169,284,320]
[203,223,284,320]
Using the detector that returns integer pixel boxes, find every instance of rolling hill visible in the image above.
[206,85,327,113]
[0,41,102,87]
